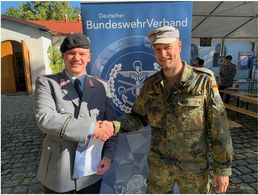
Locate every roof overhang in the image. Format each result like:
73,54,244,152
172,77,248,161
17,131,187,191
1,14,56,36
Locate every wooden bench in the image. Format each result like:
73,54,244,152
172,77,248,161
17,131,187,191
239,96,258,105
227,119,242,128
224,103,258,119
220,90,257,101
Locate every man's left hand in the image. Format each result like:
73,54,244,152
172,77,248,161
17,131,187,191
213,175,229,193
96,157,112,175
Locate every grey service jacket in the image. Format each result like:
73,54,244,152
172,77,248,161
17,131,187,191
33,71,117,192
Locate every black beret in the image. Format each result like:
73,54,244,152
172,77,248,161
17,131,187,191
60,33,90,53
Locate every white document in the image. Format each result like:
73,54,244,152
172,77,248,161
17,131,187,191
73,137,104,178
83,138,104,176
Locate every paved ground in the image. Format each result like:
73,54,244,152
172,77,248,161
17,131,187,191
1,94,257,194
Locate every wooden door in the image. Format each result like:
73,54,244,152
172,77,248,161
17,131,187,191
1,41,16,93
21,40,32,94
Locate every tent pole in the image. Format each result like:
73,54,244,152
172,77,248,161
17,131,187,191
220,38,225,56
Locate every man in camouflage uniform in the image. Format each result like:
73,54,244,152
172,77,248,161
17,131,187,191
219,55,237,103
97,26,233,193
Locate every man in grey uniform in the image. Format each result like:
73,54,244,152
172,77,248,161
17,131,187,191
34,33,117,193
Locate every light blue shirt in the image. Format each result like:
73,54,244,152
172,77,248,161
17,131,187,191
65,71,86,87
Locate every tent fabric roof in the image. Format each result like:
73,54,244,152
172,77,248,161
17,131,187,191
2,1,257,39
192,1,258,39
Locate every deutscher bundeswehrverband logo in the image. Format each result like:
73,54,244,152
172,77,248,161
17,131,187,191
91,36,160,116
109,61,160,114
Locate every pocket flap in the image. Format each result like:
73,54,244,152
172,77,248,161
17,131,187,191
178,97,204,107
42,138,61,153
89,108,100,116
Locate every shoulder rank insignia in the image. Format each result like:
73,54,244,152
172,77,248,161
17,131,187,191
59,78,69,88
88,78,94,88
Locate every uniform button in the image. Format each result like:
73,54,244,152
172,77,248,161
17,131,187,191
80,113,84,117
47,146,51,150
60,108,64,112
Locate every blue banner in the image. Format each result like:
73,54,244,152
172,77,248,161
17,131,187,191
81,2,192,193
81,1,192,116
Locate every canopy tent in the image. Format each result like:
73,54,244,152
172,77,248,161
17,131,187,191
192,1,258,40
80,0,257,39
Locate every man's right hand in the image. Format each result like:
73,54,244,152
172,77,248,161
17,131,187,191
93,120,114,141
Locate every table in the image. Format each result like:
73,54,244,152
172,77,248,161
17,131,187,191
233,80,257,92
219,89,258,105
219,89,258,119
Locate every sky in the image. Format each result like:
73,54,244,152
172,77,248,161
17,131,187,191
1,1,81,14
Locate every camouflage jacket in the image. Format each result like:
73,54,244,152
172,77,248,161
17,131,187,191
114,63,233,176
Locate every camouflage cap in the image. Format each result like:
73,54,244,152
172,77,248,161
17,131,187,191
147,26,180,46
60,33,90,53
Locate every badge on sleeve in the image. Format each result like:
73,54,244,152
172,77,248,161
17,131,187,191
213,95,222,103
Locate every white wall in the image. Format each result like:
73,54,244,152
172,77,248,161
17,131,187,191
224,40,253,79
191,38,255,80
1,19,53,91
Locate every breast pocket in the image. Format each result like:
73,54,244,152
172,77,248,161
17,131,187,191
89,108,105,121
178,96,205,131
146,97,165,129
56,103,74,114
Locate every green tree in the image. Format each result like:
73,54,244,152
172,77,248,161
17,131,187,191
5,1,80,20
48,45,65,74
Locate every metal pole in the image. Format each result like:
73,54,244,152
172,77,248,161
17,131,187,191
220,38,225,56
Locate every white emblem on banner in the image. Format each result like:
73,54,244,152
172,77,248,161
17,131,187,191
113,175,147,194
108,61,160,113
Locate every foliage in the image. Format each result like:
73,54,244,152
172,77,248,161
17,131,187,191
5,1,80,20
48,45,64,74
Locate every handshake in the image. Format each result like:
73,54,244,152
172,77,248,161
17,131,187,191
93,120,115,141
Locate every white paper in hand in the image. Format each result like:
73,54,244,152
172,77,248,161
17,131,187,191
73,137,104,178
